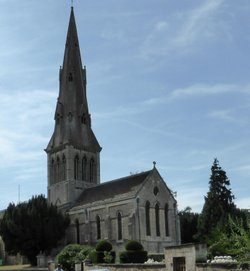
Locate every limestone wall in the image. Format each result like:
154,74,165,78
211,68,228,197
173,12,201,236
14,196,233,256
83,263,166,271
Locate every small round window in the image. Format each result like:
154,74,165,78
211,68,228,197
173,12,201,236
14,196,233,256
153,186,159,196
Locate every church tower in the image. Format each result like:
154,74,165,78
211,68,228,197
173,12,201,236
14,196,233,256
45,7,101,211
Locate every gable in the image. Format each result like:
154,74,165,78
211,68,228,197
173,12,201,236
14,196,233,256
136,168,177,208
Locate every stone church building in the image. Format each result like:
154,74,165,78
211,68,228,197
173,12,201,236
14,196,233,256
45,7,180,253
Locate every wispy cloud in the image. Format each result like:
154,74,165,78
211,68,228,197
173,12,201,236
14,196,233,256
172,0,224,49
139,0,225,59
0,90,55,168
94,83,250,120
208,109,237,123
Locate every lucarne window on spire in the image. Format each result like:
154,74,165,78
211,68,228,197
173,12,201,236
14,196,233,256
69,72,73,81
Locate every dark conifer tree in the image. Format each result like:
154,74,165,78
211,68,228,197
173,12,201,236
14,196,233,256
0,195,69,265
197,158,236,240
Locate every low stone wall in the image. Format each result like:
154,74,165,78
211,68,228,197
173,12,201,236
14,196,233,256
83,263,241,271
83,263,166,271
196,263,240,271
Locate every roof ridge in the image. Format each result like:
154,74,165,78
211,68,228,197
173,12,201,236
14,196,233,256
99,169,152,186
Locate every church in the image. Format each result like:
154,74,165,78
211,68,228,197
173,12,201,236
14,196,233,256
45,7,180,253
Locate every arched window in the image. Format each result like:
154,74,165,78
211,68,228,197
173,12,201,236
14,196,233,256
62,155,66,181
153,186,159,196
69,72,73,81
51,159,55,184
96,215,101,240
117,212,122,240
56,156,60,182
155,203,160,237
90,158,95,182
75,219,80,244
82,156,87,181
74,155,79,180
145,201,151,236
165,204,169,236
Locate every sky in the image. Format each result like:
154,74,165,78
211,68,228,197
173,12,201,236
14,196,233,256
0,0,250,213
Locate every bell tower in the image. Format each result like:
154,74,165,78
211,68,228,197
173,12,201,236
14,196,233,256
45,7,101,211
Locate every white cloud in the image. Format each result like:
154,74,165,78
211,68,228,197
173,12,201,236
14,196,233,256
0,90,55,168
172,0,224,48
139,0,225,59
94,83,250,122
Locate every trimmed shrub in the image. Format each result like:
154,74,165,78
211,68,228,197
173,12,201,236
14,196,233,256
119,240,148,263
120,250,148,263
95,240,113,252
125,240,143,251
89,250,116,264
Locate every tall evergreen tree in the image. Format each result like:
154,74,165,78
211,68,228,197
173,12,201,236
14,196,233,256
197,158,236,240
0,195,69,265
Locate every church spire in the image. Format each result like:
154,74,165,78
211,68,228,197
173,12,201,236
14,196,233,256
46,8,101,210
46,7,101,153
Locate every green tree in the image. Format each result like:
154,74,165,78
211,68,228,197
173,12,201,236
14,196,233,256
197,159,236,240
208,216,250,262
178,207,199,243
56,244,94,271
0,195,69,265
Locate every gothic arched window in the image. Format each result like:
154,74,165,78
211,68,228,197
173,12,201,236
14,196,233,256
96,215,101,240
51,159,55,184
90,158,95,182
155,203,160,237
69,72,73,81
145,201,151,236
117,212,122,240
62,155,66,181
165,204,169,236
56,156,60,182
82,156,87,181
74,155,79,180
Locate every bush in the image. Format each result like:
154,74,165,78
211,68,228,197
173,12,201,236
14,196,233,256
89,240,115,263
125,240,143,251
56,244,94,271
89,250,116,264
95,240,113,252
120,250,148,263
119,240,148,263
75,245,94,263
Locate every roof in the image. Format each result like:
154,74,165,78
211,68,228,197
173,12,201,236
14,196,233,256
73,170,153,207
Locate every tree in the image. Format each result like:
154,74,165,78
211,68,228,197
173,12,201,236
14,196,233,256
0,195,69,265
178,207,199,243
56,244,94,271
197,159,236,240
208,216,250,262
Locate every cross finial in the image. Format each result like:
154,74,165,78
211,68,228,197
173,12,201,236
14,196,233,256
71,0,73,7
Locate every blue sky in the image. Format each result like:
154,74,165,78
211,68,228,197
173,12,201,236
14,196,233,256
0,0,250,212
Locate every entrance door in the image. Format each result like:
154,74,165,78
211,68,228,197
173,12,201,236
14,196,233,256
173,257,186,271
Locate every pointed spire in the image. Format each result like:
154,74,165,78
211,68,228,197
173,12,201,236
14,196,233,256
46,8,101,153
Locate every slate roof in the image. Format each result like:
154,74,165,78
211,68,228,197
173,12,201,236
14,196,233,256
73,169,153,207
